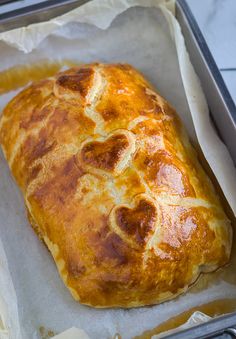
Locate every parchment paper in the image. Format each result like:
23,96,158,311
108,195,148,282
0,0,236,338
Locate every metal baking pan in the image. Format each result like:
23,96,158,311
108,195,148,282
0,0,236,338
177,0,236,166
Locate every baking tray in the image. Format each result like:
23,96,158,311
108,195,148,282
0,0,236,338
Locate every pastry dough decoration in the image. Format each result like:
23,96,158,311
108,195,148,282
109,194,159,249
80,130,136,175
0,63,232,308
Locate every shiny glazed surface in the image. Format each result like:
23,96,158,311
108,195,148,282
0,63,232,307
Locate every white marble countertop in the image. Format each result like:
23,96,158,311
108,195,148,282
0,0,235,104
187,0,236,105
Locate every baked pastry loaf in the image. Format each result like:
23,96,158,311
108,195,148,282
0,63,232,308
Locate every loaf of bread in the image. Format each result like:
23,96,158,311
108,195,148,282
0,63,232,307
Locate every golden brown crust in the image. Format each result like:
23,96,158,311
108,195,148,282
0,63,232,308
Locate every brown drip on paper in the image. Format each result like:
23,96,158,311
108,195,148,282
0,59,79,94
134,298,236,339
39,326,56,339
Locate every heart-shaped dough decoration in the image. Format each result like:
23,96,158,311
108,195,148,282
109,194,158,248
80,130,136,175
54,66,100,104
